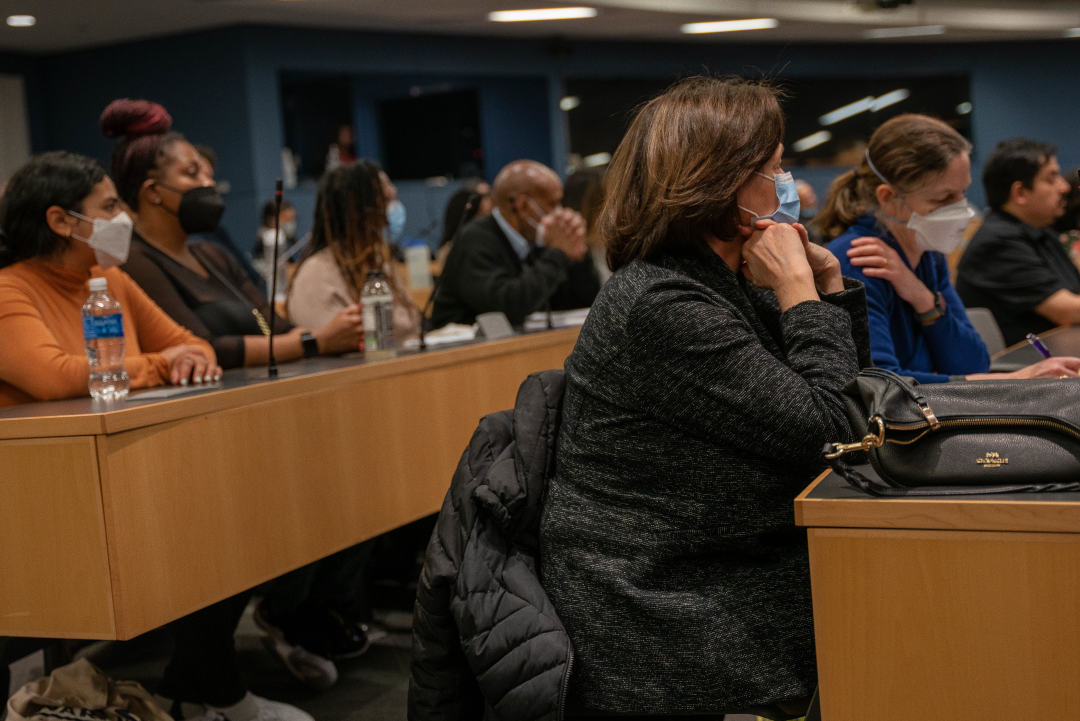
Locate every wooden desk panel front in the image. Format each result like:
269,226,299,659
799,471,1080,720
0,330,578,640
0,437,115,638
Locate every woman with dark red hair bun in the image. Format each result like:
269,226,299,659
105,99,363,369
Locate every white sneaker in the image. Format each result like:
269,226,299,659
254,603,339,690
152,695,226,721
210,693,315,721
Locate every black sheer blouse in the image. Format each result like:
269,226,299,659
123,234,292,369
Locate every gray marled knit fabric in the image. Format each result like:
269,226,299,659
539,248,870,715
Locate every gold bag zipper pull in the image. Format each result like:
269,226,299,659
917,399,941,430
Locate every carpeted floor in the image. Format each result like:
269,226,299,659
76,604,414,721
9,606,769,721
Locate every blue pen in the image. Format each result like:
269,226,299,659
1027,333,1053,359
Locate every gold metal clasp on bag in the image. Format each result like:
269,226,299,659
824,416,886,459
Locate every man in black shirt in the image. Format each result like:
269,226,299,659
432,160,587,327
956,138,1077,345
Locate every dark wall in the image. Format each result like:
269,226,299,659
0,51,45,152
9,25,1080,247
36,28,256,246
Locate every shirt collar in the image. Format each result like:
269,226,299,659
992,208,1054,243
492,208,531,260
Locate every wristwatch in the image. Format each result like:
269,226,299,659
915,292,946,326
300,332,320,358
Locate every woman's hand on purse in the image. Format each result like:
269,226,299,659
846,237,936,314
742,220,818,310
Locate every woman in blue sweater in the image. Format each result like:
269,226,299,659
820,114,1079,382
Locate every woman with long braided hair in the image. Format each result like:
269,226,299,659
288,161,421,341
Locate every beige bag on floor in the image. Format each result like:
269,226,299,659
6,658,172,721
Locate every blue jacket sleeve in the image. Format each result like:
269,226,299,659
919,259,991,375
859,272,951,384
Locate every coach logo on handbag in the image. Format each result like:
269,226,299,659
976,451,1008,468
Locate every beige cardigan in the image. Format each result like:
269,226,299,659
287,248,420,342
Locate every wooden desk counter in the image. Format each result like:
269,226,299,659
797,469,1080,720
991,323,1080,368
0,328,579,640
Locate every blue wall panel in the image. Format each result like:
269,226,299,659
35,29,257,247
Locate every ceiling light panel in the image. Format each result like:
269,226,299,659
793,131,831,153
864,25,946,39
819,97,874,126
869,88,909,111
488,7,597,22
6,15,36,27
680,18,778,34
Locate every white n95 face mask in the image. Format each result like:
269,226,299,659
68,210,134,270
906,199,977,254
865,149,977,255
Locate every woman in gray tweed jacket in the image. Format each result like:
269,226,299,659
540,77,871,719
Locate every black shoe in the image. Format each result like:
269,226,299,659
282,605,371,661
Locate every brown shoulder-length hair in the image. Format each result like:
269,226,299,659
815,114,972,241
601,76,785,271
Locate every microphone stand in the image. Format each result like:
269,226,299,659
267,178,283,378
419,192,481,351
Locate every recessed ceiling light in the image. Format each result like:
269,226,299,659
956,102,972,115
488,7,597,22
870,88,910,112
865,25,945,39
793,131,831,153
560,96,581,111
583,152,611,167
6,15,36,27
681,18,778,34
819,97,874,126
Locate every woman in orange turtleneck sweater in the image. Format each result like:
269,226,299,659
0,151,220,408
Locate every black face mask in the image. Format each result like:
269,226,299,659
158,184,226,235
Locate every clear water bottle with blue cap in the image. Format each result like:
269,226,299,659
82,277,129,400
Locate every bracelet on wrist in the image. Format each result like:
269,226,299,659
915,292,946,326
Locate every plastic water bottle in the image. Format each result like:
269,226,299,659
361,270,395,360
404,243,432,289
82,277,129,400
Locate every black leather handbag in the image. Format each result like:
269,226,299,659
823,368,1080,496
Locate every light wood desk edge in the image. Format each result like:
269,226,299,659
0,329,580,640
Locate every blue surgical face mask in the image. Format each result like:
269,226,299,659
386,200,406,243
739,171,801,225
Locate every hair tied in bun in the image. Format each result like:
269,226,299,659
100,99,172,139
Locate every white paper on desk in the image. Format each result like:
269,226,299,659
402,323,478,350
125,382,223,401
523,307,590,332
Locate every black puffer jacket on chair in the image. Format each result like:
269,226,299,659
408,370,573,721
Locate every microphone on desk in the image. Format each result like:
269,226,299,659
419,191,482,352
268,178,283,378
